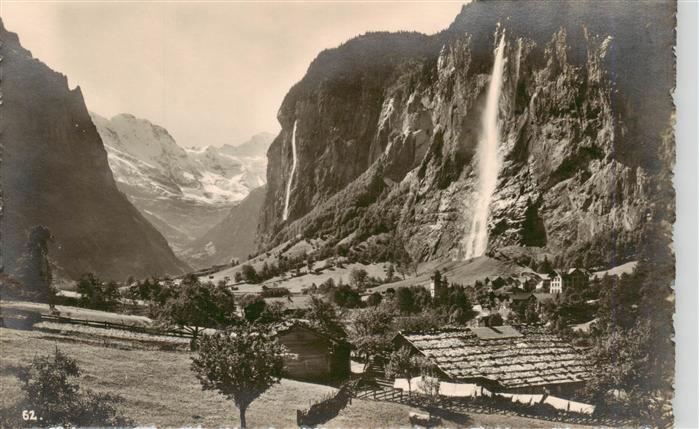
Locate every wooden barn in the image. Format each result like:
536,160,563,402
271,320,351,383
393,325,591,396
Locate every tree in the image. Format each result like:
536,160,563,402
367,291,383,306
524,301,540,324
586,223,674,427
350,306,395,371
259,262,271,280
332,284,361,308
258,301,285,324
191,326,285,428
446,286,476,324
12,347,127,427
306,296,346,339
385,264,395,283
537,256,554,275
240,264,259,283
349,268,369,288
395,311,442,332
384,347,424,396
76,273,120,311
238,294,268,323
318,277,336,294
156,275,237,350
395,287,416,313
417,362,442,420
13,225,54,302
395,243,417,278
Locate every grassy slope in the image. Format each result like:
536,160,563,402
0,328,334,427
1,328,591,428
591,260,638,279
1,300,151,326
204,260,388,295
371,255,533,292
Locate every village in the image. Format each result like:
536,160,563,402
1,247,639,427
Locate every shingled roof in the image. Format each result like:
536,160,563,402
395,326,592,390
269,319,350,346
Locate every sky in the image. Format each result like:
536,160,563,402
1,1,464,147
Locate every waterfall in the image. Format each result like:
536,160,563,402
464,34,506,259
282,120,298,221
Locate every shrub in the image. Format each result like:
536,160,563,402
76,273,121,311
4,348,128,427
260,286,291,298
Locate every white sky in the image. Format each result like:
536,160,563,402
1,1,463,147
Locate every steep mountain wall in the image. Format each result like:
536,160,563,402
258,1,674,268
0,20,189,281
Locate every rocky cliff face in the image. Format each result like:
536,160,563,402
0,20,189,281
91,113,271,255
258,1,674,268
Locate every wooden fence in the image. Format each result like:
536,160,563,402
296,382,355,427
349,379,635,428
39,314,193,339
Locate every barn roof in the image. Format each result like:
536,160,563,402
396,326,592,390
270,319,350,346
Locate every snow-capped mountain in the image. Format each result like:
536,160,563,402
90,112,272,260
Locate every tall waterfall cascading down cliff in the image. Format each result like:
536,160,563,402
259,2,674,268
282,120,298,221
463,33,507,260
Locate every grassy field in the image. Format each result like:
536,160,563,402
371,255,533,293
1,327,592,428
206,260,389,295
1,300,151,326
0,328,334,427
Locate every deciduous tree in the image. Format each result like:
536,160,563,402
156,274,237,350
306,296,346,339
191,326,285,428
384,347,424,396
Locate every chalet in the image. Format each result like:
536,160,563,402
550,271,565,294
550,268,591,294
566,268,591,289
393,325,591,396
510,292,555,314
271,320,351,383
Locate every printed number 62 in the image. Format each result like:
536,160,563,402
22,410,37,421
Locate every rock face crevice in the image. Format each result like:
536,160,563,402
258,1,675,267
1,20,189,281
